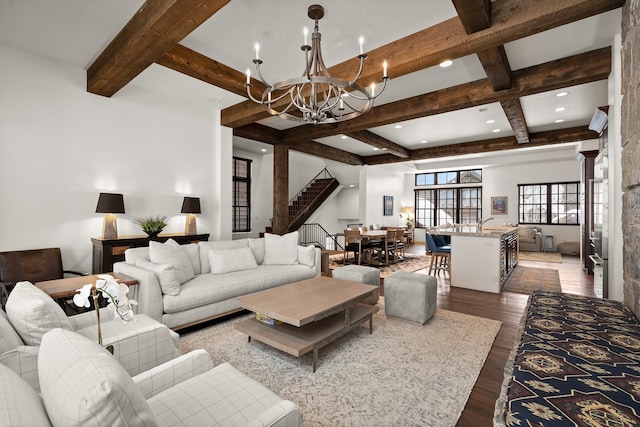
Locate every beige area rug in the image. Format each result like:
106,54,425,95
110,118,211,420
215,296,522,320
502,266,561,295
179,308,501,427
329,252,431,278
518,251,563,263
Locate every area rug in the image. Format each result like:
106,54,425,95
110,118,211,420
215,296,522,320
179,309,501,427
329,252,431,278
518,251,563,263
502,266,561,295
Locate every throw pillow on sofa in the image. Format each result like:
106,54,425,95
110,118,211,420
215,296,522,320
263,231,299,265
248,238,265,264
149,240,195,285
0,363,51,426
135,259,181,296
208,247,258,274
0,308,23,353
164,239,201,275
5,281,72,346
298,245,315,267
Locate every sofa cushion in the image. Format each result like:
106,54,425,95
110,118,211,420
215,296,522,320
162,264,316,314
298,245,315,268
0,362,51,427
248,238,265,264
208,247,258,275
165,239,201,275
263,232,299,265
0,308,23,353
38,328,155,427
136,259,181,296
198,240,249,274
518,227,536,240
149,240,195,285
5,282,72,346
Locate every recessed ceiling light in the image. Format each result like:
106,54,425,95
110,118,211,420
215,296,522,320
420,140,428,144
260,148,267,152
341,135,348,139
382,148,387,150
394,125,402,129
555,91,569,97
349,184,355,188
440,60,453,68
492,129,501,133
486,119,495,124
555,107,566,112
373,148,379,151
555,119,565,123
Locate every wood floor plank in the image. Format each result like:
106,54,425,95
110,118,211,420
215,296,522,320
398,245,593,426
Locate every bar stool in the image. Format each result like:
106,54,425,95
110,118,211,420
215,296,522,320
543,235,556,252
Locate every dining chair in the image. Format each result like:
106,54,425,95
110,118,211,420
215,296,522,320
343,228,372,265
370,229,397,266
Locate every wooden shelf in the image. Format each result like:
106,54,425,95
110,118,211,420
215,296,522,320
235,304,378,357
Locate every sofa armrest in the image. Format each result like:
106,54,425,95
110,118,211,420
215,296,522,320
67,307,111,330
113,261,164,323
133,349,214,399
247,400,303,427
0,345,40,391
313,247,321,277
75,314,181,377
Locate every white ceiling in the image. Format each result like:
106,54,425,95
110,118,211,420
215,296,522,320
0,1,622,163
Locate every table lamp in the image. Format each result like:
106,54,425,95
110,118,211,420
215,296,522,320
181,196,201,235
95,192,125,239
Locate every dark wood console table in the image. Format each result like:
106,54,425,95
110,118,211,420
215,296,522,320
91,233,209,274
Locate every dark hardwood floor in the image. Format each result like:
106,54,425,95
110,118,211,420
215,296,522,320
400,243,595,427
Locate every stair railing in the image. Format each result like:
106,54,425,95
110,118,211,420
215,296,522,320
288,167,334,208
298,223,343,250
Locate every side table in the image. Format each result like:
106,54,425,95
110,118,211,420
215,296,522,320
35,272,138,301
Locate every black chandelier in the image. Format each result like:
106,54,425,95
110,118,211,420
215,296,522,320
245,4,389,125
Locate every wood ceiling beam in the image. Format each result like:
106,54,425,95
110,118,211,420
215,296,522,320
344,131,410,158
233,123,281,145
87,0,231,97
453,0,530,144
157,44,267,98
289,143,365,166
281,47,611,144
221,0,623,128
363,126,597,165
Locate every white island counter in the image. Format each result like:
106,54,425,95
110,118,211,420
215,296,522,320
430,226,518,293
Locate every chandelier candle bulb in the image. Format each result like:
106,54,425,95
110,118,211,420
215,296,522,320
303,27,308,46
246,69,250,84
359,36,364,54
254,43,260,60
383,61,388,78
371,83,375,97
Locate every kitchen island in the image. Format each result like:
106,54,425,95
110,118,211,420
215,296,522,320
429,225,518,293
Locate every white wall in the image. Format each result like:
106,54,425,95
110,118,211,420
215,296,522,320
0,43,226,272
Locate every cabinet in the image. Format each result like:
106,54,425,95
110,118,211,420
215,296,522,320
91,233,209,273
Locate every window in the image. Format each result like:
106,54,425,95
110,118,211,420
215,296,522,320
232,157,251,232
415,187,482,227
518,182,579,225
416,169,481,186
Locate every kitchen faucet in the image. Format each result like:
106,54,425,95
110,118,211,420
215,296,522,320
477,217,494,231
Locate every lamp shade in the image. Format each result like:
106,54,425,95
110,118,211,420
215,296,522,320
181,197,201,214
401,206,414,215
95,193,125,214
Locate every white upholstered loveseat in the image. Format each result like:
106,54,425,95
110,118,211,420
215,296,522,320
114,233,321,329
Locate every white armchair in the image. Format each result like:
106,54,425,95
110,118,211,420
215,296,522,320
1,281,180,390
0,328,303,427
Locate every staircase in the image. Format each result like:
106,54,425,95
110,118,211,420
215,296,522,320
288,168,339,231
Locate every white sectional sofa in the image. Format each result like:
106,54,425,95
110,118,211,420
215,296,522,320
114,233,321,329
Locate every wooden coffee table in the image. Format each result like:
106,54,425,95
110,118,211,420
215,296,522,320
235,276,379,372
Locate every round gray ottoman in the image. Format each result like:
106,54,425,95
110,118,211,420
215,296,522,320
384,271,437,324
331,265,380,305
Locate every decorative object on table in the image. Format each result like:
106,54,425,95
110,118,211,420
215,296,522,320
73,274,137,353
400,206,415,228
95,192,125,239
134,215,168,237
180,196,201,235
383,195,393,216
491,196,508,215
245,4,389,125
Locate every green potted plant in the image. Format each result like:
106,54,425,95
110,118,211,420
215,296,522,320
134,215,168,237
406,217,415,229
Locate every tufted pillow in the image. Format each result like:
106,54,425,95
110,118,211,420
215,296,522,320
298,245,315,268
149,240,195,285
136,259,180,296
248,238,265,264
0,363,51,426
0,308,23,353
208,247,258,275
5,282,72,346
39,328,154,427
263,232,299,265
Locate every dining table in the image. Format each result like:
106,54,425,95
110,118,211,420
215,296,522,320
361,230,392,266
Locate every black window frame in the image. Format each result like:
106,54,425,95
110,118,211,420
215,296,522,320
232,157,252,232
518,181,580,225
414,186,483,228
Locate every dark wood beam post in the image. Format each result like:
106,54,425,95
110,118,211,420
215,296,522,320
272,144,289,235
